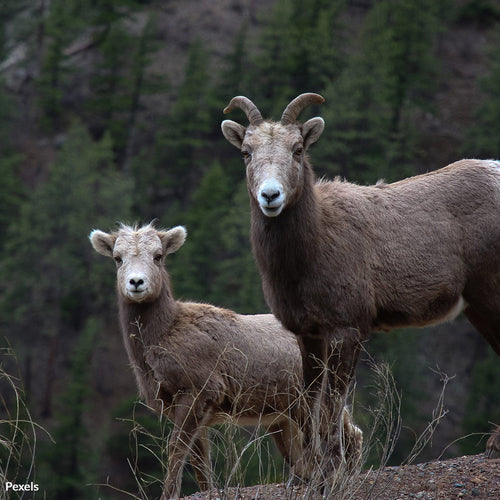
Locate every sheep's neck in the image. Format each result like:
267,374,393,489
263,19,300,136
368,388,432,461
251,162,320,274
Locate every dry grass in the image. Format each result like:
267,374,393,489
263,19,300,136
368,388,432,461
98,352,451,500
0,346,50,500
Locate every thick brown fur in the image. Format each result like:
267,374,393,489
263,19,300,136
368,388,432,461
222,94,500,471
90,223,362,499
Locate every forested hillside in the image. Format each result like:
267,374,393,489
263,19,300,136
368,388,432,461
1,0,500,498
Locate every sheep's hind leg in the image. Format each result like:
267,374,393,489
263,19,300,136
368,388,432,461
464,303,500,458
486,416,500,458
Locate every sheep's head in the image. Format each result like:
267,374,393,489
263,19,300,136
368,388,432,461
90,223,186,303
221,93,325,217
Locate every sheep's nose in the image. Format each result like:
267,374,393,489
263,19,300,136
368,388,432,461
129,277,144,289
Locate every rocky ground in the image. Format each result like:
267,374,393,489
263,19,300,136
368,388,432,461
182,454,499,500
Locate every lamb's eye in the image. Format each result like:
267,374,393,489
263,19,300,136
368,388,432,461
241,150,251,159
114,256,123,266
294,147,303,157
154,254,163,263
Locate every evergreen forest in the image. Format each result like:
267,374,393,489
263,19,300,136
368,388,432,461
1,0,500,498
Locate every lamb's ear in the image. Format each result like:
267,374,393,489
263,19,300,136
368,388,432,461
90,230,116,257
159,226,187,255
221,120,247,149
302,117,325,149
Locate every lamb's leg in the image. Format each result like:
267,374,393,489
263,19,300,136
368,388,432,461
161,394,212,500
189,426,212,492
268,419,305,479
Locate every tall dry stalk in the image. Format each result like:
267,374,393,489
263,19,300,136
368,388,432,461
0,346,49,500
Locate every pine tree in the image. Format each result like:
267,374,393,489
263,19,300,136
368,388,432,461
316,0,446,183
0,121,132,417
250,0,345,116
39,318,100,500
172,161,233,304
463,26,500,157
86,14,166,169
141,39,215,214
37,0,81,130
212,181,266,314
0,78,23,249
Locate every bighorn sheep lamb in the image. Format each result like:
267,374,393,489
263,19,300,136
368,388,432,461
221,93,500,464
90,222,362,499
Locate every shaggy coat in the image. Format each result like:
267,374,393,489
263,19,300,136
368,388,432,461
90,223,363,499
221,93,500,461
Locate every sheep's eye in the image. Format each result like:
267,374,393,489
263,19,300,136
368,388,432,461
154,254,163,263
294,147,304,157
114,256,123,266
241,150,251,159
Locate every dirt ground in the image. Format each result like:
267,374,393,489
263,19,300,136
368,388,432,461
182,454,500,500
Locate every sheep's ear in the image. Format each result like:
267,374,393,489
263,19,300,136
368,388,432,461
159,226,187,255
221,120,247,149
90,230,116,257
302,117,325,149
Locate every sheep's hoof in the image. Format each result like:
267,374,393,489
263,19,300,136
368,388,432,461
485,426,500,458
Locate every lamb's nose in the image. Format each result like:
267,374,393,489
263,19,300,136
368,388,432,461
261,186,281,204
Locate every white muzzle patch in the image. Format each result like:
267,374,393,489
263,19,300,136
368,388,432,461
125,272,149,301
258,179,285,217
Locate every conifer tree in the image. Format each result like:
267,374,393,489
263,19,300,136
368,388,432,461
40,318,100,500
142,39,215,213
86,14,165,169
317,0,445,183
250,0,345,116
37,0,81,130
0,78,23,249
172,161,233,304
0,121,132,417
463,27,500,156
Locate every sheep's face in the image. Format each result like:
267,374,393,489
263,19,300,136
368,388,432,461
222,119,324,217
90,224,186,303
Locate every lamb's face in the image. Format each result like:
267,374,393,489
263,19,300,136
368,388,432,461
90,224,186,303
113,228,167,302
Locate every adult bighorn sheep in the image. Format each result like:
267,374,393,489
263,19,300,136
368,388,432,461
221,93,500,465
90,222,362,499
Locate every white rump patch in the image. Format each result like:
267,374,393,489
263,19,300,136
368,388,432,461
426,295,466,327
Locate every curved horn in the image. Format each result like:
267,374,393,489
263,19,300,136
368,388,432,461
223,96,264,126
281,93,325,125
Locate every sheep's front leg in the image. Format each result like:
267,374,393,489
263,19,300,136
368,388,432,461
161,394,213,500
323,328,363,468
298,329,363,488
296,335,329,477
